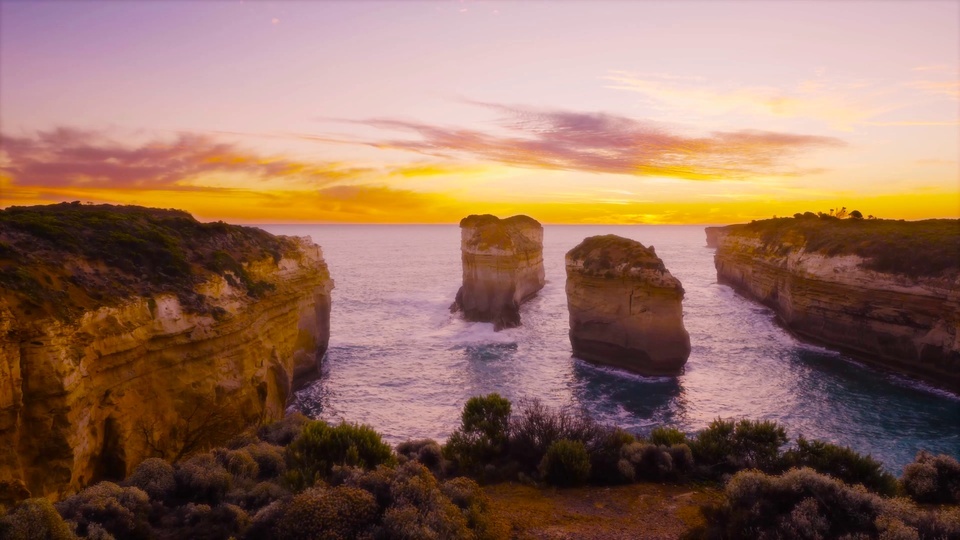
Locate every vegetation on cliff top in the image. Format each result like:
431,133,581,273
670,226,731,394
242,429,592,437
0,202,306,319
566,234,669,278
460,214,542,252
721,215,959,279
1,394,958,539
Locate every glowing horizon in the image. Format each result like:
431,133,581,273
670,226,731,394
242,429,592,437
1,1,958,224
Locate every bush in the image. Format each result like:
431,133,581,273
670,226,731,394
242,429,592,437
691,468,960,540
227,481,290,511
444,394,512,475
276,486,377,540
690,418,787,476
174,453,233,504
902,451,960,504
648,426,688,447
506,399,607,474
164,502,250,540
397,439,446,474
619,442,693,482
781,436,898,495
286,421,395,491
125,458,176,501
381,462,471,539
587,427,636,485
243,442,286,480
245,500,288,540
440,477,510,540
538,439,591,487
0,498,75,540
55,482,151,540
213,448,260,480
257,413,309,446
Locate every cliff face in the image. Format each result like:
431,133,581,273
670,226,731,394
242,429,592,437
708,219,959,392
451,214,545,330
565,235,690,376
0,204,333,500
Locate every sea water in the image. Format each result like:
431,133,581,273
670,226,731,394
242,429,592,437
262,224,959,473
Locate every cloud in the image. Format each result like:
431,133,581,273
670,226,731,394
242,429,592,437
905,80,960,99
0,127,482,192
354,103,844,180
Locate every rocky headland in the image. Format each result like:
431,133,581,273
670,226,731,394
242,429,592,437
451,214,545,330
0,203,333,500
565,235,691,375
707,216,959,392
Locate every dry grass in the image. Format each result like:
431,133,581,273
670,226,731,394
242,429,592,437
483,481,721,539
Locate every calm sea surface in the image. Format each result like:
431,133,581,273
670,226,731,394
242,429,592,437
262,224,959,473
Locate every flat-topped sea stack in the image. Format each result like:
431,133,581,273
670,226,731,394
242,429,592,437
565,235,691,375
0,203,333,500
708,216,959,392
452,214,545,330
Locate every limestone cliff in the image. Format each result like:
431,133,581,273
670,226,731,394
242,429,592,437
451,214,545,330
565,235,690,376
0,203,333,500
708,217,959,392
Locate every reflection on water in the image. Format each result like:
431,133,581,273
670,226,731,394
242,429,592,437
266,224,960,473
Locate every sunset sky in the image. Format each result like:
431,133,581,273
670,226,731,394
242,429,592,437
1,1,958,224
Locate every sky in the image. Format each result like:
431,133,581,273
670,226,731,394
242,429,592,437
1,0,958,224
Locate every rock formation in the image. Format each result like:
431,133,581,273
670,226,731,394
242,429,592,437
0,203,333,500
708,218,959,392
451,214,545,330
565,235,690,375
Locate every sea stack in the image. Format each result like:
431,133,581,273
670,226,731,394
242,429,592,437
565,235,690,375
451,214,545,330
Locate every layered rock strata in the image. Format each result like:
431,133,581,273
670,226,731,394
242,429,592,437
451,214,545,330
0,204,333,500
565,235,690,375
708,220,959,392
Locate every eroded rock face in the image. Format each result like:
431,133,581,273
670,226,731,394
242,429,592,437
0,207,332,500
565,235,690,375
451,214,545,330
709,223,960,392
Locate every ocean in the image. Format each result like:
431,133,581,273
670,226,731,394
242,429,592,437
262,224,959,473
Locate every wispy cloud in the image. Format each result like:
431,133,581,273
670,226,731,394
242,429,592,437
349,103,844,180
602,71,897,129
905,80,960,99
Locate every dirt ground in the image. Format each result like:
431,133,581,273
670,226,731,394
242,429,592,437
483,481,722,540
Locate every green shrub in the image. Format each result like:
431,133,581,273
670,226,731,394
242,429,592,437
125,457,176,501
0,498,75,540
690,468,960,540
444,394,511,475
285,421,395,491
165,502,250,540
381,462,471,538
902,451,960,504
227,481,290,511
648,426,688,447
276,486,377,540
55,482,151,540
174,453,233,504
245,500,288,540
538,439,591,487
781,436,898,496
690,418,787,476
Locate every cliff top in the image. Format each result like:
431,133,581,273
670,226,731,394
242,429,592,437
0,202,311,320
566,235,679,283
715,216,959,279
460,214,543,252
459,214,541,229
